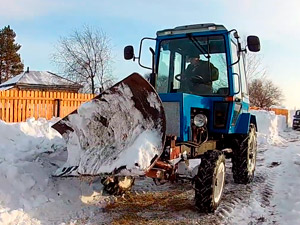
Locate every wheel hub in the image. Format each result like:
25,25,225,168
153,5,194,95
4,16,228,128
247,129,257,173
213,162,225,203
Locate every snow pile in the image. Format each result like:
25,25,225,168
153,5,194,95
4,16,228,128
0,118,68,224
0,117,64,164
250,109,287,146
289,109,296,127
0,107,295,224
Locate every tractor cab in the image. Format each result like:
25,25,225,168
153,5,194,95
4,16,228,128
125,24,260,141
155,24,229,97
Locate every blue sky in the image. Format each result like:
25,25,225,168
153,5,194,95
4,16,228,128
1,0,299,109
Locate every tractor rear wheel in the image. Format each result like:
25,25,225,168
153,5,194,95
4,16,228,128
231,124,257,184
101,176,135,195
194,150,226,213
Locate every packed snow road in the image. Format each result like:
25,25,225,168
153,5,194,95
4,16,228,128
0,111,300,225
87,129,299,225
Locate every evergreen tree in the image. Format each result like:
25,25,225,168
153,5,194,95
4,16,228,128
0,25,24,84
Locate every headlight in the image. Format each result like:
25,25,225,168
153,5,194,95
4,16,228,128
193,114,207,127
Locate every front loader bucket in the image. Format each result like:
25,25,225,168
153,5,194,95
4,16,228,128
52,73,166,177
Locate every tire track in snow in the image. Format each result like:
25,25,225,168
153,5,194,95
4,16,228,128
102,162,259,225
94,140,286,224
218,145,280,224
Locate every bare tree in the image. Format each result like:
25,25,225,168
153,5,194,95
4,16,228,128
52,25,115,94
249,78,284,108
242,36,267,82
245,52,267,82
241,38,284,108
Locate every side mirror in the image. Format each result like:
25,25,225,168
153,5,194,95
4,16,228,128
124,45,135,60
247,36,260,52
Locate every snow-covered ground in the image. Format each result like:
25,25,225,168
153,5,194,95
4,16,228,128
0,110,299,224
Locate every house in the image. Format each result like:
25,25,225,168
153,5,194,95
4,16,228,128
0,69,93,123
0,68,82,92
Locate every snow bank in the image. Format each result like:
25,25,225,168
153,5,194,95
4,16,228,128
0,117,64,164
289,109,296,127
0,118,110,224
0,109,292,224
250,109,287,146
0,118,69,224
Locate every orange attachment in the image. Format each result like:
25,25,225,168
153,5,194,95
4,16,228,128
146,160,175,181
170,146,181,159
145,168,165,179
154,160,173,170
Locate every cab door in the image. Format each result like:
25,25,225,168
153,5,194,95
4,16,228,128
230,39,243,130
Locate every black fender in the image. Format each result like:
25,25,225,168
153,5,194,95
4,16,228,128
234,113,257,134
250,114,258,132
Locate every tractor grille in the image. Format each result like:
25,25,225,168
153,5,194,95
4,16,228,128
162,102,180,137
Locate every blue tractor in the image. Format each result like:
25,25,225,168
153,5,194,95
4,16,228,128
123,23,260,212
52,23,261,213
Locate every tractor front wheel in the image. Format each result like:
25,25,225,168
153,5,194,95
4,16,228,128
194,150,226,213
231,124,257,184
101,176,135,195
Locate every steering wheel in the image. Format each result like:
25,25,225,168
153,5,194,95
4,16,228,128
191,75,205,84
175,74,205,83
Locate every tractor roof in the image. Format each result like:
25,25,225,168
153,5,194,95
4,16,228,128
156,23,227,37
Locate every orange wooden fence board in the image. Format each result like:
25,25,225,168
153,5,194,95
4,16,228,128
250,107,289,123
0,90,95,123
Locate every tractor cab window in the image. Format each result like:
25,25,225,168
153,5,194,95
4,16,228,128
230,41,241,96
240,53,248,95
157,50,170,93
157,35,229,96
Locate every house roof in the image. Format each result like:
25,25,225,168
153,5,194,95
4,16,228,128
0,71,82,91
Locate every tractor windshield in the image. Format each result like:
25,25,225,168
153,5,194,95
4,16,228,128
157,35,229,96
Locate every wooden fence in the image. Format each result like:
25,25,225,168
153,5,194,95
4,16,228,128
0,90,95,123
1,90,290,124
